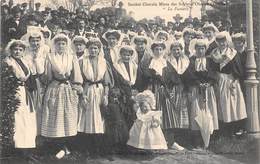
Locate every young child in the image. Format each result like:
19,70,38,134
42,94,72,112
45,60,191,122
127,90,167,150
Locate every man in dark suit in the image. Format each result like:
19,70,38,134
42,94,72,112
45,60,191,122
39,10,50,27
172,14,184,31
74,18,92,37
21,2,29,15
35,3,41,13
166,21,175,35
115,1,127,19
45,10,67,32
2,6,23,45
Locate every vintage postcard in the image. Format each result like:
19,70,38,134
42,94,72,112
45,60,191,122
0,0,259,164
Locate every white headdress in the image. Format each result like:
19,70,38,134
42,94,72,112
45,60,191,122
182,27,195,36
167,40,190,74
72,35,89,45
231,32,247,49
154,30,170,41
189,38,209,56
135,90,156,109
169,40,185,53
50,33,72,53
113,45,138,85
5,39,28,57
132,35,149,44
202,23,219,33
195,30,205,39
231,32,246,42
71,35,89,56
85,37,105,58
21,26,45,46
48,34,75,78
215,31,233,47
118,45,137,61
131,35,152,51
86,37,103,48
102,30,122,43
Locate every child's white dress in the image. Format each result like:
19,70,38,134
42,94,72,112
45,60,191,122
127,110,167,150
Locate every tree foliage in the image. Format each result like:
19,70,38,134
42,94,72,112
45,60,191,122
48,0,118,11
0,59,21,156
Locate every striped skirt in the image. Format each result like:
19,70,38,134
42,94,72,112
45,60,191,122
31,78,45,135
157,85,189,129
41,80,79,138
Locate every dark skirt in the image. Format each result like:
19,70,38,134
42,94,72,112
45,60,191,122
148,82,189,129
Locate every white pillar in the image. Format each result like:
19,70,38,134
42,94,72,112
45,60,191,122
257,0,260,125
245,0,260,133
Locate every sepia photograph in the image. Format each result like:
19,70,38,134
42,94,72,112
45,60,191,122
0,0,259,163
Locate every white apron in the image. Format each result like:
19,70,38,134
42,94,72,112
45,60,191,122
78,54,107,133
6,57,37,148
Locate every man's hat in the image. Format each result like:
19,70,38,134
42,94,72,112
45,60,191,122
51,10,58,16
167,21,174,26
11,6,22,14
45,7,51,11
173,14,183,20
184,17,193,24
35,3,41,7
21,3,28,7
118,1,124,6
136,22,149,32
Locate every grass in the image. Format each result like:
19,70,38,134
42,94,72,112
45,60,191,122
0,134,259,164
208,134,259,154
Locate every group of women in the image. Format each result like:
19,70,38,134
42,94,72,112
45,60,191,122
4,22,248,160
